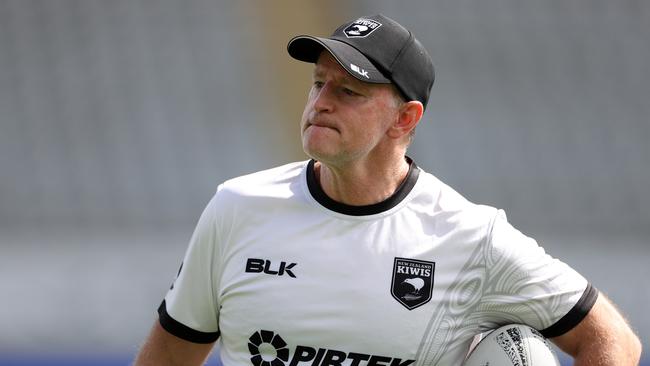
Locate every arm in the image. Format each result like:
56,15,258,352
133,320,215,366
134,192,223,365
551,293,642,365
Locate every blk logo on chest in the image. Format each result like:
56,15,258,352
246,258,297,278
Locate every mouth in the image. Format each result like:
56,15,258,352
307,119,339,133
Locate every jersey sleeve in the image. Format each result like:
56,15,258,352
479,210,598,338
157,189,224,343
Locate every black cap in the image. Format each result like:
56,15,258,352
287,14,435,108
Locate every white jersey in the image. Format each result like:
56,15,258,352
159,159,597,366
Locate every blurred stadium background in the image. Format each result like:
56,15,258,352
0,0,647,365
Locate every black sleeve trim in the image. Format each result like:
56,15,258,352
540,283,599,338
157,300,220,344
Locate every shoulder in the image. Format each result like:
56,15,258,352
205,160,309,217
414,168,499,231
216,160,308,198
195,161,309,236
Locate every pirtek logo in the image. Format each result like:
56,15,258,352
290,346,415,366
248,330,415,366
246,258,297,278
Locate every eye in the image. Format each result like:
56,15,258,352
343,87,360,96
313,81,324,89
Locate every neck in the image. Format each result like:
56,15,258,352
314,153,411,206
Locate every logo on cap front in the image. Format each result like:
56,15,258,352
343,18,382,38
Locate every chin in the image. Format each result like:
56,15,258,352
302,146,327,162
302,144,338,164
302,136,332,160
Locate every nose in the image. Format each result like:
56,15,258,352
312,82,334,113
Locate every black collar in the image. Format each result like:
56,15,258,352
306,157,420,216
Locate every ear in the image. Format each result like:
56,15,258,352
387,101,424,139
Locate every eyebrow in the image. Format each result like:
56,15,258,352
312,66,330,79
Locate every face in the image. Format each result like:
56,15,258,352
300,52,402,166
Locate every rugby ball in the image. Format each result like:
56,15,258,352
463,324,561,366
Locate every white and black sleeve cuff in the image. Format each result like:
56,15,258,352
157,300,220,344
539,283,599,338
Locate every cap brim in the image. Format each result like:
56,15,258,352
287,36,391,84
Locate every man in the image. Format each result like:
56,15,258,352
134,14,641,366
